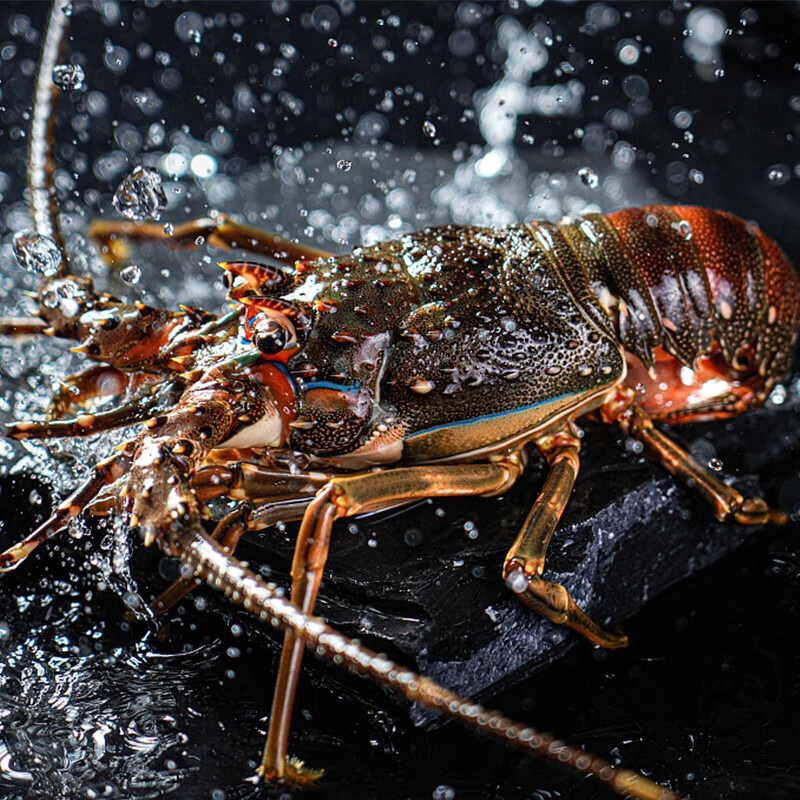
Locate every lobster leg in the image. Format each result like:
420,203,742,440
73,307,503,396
619,403,786,525
88,215,332,268
0,317,49,336
503,426,629,649
48,365,132,419
0,453,129,570
7,379,183,440
262,486,335,786
260,459,523,785
192,461,330,503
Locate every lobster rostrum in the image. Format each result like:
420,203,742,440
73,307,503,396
1,5,799,800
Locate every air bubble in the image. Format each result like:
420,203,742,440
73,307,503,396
52,63,85,90
113,166,167,221
708,458,723,472
577,167,599,188
423,120,437,138
119,265,142,285
13,230,62,277
336,159,352,172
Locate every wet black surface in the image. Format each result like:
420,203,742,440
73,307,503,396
0,3,799,800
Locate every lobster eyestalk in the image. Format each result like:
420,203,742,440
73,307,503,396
171,525,683,800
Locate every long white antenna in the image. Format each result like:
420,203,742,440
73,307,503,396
28,2,70,268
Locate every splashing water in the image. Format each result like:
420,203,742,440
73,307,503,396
112,167,168,222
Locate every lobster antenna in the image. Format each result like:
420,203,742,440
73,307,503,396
28,1,70,273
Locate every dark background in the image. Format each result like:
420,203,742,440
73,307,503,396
0,3,799,800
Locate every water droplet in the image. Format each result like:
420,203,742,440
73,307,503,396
13,230,62,276
404,527,422,547
163,222,175,236
52,63,85,90
673,220,693,240
672,109,694,130
336,159,352,172
577,166,599,188
766,165,790,186
616,38,641,65
769,384,787,405
28,489,42,505
119,265,142,285
113,166,167,221
174,10,205,44
708,458,723,472
423,120,437,138
635,382,647,394
505,568,529,594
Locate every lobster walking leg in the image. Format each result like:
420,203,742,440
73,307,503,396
503,426,628,649
88,215,332,268
262,486,335,785
611,400,786,525
0,453,128,570
259,459,523,784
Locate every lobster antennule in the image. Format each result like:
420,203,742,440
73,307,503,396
172,525,683,800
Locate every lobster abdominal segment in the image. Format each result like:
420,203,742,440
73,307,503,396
546,205,800,420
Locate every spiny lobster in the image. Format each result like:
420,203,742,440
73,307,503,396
1,4,799,800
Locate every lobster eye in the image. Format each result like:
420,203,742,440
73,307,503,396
250,312,297,355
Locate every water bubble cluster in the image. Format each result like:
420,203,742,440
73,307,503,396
112,166,167,221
